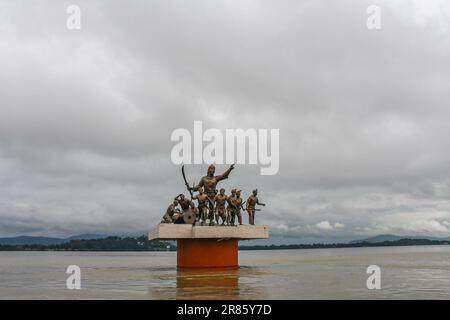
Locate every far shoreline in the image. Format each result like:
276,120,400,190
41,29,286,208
1,237,449,252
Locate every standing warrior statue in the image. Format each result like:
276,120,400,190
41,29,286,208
246,189,265,225
192,188,209,225
227,189,237,226
214,188,228,225
234,190,244,225
190,164,235,226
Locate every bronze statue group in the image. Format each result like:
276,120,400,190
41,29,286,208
161,164,265,226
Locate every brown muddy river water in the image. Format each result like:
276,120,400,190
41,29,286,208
1,246,450,299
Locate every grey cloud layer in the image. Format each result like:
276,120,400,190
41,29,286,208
1,0,450,238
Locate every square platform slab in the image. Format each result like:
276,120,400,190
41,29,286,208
149,224,269,240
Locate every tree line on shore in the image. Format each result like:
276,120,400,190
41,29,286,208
239,238,450,250
0,236,175,251
0,236,448,251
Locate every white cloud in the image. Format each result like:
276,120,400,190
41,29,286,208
405,219,449,233
334,222,345,229
315,221,345,231
315,221,334,230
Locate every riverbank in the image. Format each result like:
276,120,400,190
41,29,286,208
0,236,449,251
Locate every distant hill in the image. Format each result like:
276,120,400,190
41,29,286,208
0,234,106,245
240,238,450,250
67,234,107,241
350,234,450,244
242,235,356,246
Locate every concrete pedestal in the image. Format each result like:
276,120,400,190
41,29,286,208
149,224,269,269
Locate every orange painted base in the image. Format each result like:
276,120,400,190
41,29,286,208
177,239,238,269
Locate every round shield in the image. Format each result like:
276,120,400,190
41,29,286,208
183,209,196,224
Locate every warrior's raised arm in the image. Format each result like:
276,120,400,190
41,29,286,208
191,164,234,192
216,164,235,182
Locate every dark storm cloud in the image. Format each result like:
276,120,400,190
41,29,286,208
1,0,450,238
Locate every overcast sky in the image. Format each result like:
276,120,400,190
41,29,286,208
1,0,450,240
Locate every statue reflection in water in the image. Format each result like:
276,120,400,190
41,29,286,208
176,268,240,299
147,266,267,299
176,266,268,299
